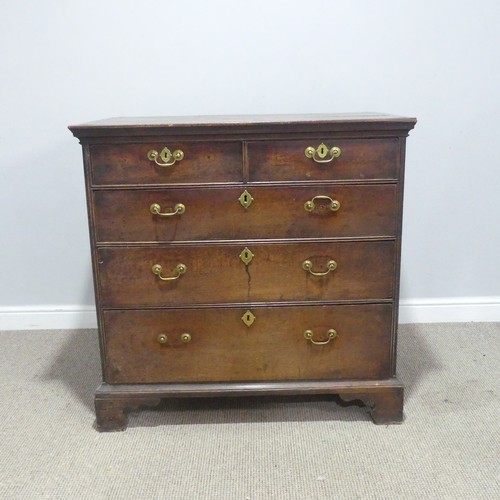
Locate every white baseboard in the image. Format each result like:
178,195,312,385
398,296,500,324
0,297,499,331
0,306,98,331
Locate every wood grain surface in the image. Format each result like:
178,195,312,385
93,184,397,242
248,138,399,181
102,304,393,383
97,241,395,307
90,141,242,185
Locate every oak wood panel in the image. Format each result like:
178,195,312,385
103,304,392,383
97,241,395,307
90,141,242,185
248,138,399,181
93,184,397,242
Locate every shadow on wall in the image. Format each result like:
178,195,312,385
42,323,440,427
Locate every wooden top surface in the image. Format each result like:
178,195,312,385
69,113,417,139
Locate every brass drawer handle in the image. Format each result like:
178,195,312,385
304,329,337,345
304,195,340,213
157,333,191,344
150,203,186,217
147,147,184,167
152,263,186,281
305,143,341,163
302,259,337,276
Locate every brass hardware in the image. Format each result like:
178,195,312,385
181,333,192,343
304,195,340,213
150,203,186,217
302,259,337,276
239,247,254,265
304,329,337,345
241,310,256,327
238,190,254,209
157,333,191,344
147,147,184,167
151,263,187,281
304,143,341,163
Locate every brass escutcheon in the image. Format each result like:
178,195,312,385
304,143,341,164
241,310,256,327
239,247,254,265
238,190,254,209
147,147,184,167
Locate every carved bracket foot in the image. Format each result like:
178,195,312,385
95,397,162,431
339,386,404,425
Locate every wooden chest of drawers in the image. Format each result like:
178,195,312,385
70,113,416,431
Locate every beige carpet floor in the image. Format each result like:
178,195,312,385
0,323,498,499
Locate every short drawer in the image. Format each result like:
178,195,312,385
102,304,393,383
90,141,242,185
248,138,399,182
97,241,395,307
93,184,398,242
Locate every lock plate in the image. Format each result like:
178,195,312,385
239,247,254,265
238,190,253,208
241,310,256,327
316,143,329,159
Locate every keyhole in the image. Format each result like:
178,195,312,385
246,314,251,321
243,194,248,203
240,247,253,264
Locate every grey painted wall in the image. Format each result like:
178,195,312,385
1,0,499,310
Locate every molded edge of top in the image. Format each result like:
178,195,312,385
69,112,417,139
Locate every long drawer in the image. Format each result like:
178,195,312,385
102,304,393,383
93,184,397,242
97,241,395,307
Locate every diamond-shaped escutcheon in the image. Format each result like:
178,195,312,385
238,190,253,208
241,310,256,327
239,247,254,265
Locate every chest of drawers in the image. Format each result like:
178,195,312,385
70,113,416,431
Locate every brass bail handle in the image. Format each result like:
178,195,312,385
147,146,184,167
302,259,337,276
304,329,338,345
152,263,187,281
150,203,186,217
157,333,192,344
304,195,340,213
304,143,341,164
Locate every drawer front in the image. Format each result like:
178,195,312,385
93,184,397,242
103,304,393,383
98,241,395,307
248,138,399,182
90,141,243,185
